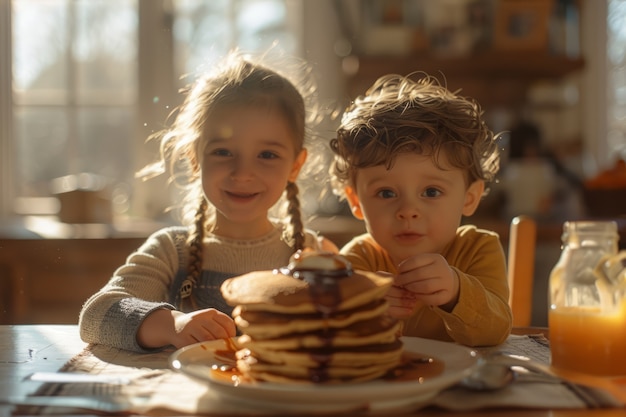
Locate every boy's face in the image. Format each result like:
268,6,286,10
345,152,484,266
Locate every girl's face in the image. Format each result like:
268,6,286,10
201,106,306,239
345,152,484,266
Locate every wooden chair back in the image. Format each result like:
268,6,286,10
507,215,537,327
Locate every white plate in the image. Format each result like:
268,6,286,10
169,336,479,413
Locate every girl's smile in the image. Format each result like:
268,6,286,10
201,106,306,239
223,190,260,202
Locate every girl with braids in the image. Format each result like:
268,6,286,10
79,51,337,352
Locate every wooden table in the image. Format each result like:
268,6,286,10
1,324,624,416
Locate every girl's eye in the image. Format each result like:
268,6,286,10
259,150,279,159
376,189,396,199
209,148,231,157
423,187,442,198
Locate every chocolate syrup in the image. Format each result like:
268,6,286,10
276,252,355,382
384,352,444,382
278,252,353,316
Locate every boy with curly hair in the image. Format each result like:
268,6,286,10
330,73,512,347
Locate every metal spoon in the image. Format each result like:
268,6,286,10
461,353,608,407
461,359,516,391
462,352,568,391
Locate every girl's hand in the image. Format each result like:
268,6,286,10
393,254,460,312
138,308,236,349
171,309,237,348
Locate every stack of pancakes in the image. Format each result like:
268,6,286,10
220,251,403,384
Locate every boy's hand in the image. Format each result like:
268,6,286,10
385,284,418,318
386,254,460,317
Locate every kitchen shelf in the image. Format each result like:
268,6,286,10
351,52,584,79
346,52,585,107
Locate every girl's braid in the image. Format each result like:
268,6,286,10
179,196,207,310
286,181,305,252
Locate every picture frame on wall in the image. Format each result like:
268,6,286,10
493,0,553,51
360,0,417,55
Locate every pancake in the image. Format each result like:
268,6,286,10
235,340,403,383
238,357,397,384
220,251,403,384
220,255,392,314
240,339,404,368
232,299,390,338
237,314,401,349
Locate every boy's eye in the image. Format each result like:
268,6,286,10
259,150,279,159
376,189,397,199
423,187,442,198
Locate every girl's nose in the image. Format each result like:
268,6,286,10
230,158,253,181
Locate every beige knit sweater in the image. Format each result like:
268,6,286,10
78,225,321,352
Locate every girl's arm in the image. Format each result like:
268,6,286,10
78,227,183,352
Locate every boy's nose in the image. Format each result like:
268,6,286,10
396,203,419,220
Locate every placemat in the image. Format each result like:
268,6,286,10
14,334,624,415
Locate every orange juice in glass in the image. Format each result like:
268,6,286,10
547,221,624,376
549,303,626,376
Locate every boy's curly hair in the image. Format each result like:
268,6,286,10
330,73,500,200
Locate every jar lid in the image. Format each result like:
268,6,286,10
562,220,619,242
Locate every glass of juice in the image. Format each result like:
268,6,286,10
549,304,626,376
548,221,625,376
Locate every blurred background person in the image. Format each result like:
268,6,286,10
497,121,584,223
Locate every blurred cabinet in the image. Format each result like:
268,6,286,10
344,0,585,108
0,238,145,324
346,52,585,108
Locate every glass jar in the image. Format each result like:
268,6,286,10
548,220,626,376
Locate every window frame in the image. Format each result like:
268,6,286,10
1,0,14,218
0,0,303,223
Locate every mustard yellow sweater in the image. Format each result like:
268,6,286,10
340,225,512,347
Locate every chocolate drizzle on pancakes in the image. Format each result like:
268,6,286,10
220,251,403,384
280,252,353,316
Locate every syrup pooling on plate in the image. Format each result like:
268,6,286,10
385,352,445,382
212,337,239,364
210,338,247,386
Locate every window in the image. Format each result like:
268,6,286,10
11,0,137,215
608,0,626,161
1,0,296,226
173,0,297,82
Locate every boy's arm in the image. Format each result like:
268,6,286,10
341,228,512,347
432,229,512,346
339,234,396,273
